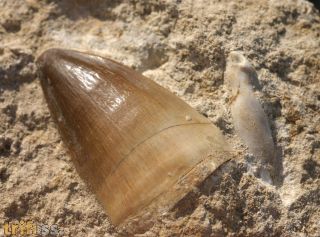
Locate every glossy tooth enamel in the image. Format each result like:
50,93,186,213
37,48,230,226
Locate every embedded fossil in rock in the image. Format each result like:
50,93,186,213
36,48,231,230
225,51,276,183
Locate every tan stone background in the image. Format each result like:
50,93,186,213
0,0,319,236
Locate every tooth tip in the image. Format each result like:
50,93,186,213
37,48,68,66
37,48,55,68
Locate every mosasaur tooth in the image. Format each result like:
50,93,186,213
37,48,230,228
225,51,275,182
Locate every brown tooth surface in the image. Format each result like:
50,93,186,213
37,48,230,227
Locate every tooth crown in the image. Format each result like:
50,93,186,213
37,48,230,226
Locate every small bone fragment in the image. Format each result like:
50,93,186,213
225,51,275,183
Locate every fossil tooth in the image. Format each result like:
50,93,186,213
225,51,275,182
37,48,230,227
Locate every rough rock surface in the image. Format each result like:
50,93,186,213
0,0,319,236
